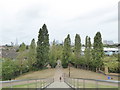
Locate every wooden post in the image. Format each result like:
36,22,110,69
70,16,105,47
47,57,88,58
69,64,70,77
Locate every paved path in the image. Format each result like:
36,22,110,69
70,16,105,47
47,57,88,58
47,81,70,88
47,60,70,88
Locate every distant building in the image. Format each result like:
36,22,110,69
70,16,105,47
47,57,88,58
81,47,85,55
15,38,18,46
1,46,18,59
103,40,114,45
104,47,118,56
0,46,2,58
81,47,118,56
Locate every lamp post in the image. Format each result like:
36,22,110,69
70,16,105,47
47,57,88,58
68,61,70,77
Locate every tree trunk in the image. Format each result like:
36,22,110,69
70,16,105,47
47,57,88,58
96,68,98,72
104,66,108,75
99,68,101,71
20,69,22,75
87,65,89,70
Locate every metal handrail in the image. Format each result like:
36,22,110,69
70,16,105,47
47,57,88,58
66,77,120,83
1,78,54,88
64,76,120,88
0,78,53,83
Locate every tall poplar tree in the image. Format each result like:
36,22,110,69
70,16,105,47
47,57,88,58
17,43,26,74
36,24,49,69
62,34,71,68
28,39,36,71
49,40,57,68
93,32,104,71
74,34,81,66
84,36,92,70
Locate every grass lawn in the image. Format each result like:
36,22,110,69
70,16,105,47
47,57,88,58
4,82,46,88
1,68,55,89
68,80,118,88
78,82,118,88
64,67,119,88
15,68,55,80
63,67,118,80
0,61,1,90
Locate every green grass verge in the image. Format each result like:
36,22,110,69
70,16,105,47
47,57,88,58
0,60,2,81
4,82,46,88
83,83,118,88
68,81,118,88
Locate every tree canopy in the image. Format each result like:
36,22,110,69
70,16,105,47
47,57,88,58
92,32,104,70
36,24,49,69
62,34,71,68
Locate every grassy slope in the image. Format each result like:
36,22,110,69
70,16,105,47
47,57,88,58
63,67,118,80
5,82,45,88
15,67,118,80
15,68,55,80
0,61,1,81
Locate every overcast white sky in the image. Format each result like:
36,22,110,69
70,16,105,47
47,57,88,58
0,0,119,45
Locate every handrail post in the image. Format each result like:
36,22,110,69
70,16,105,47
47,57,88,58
27,79,29,89
41,80,43,88
10,80,12,89
44,80,46,87
43,79,44,88
74,79,75,88
96,80,98,89
36,79,37,88
83,79,85,89
71,78,72,87
40,79,42,88
77,79,78,89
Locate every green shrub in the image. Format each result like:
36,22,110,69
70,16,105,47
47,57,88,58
2,59,19,80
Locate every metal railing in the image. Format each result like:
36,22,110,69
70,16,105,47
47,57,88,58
0,78,54,89
64,77,120,89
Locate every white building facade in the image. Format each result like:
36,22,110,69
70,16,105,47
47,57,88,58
81,47,119,56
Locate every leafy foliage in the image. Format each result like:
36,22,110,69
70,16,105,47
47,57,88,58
2,59,19,80
2,25,119,80
19,43,26,52
28,39,36,71
0,60,2,80
36,24,49,69
17,43,28,75
62,34,71,68
84,36,92,69
49,40,63,68
103,56,120,73
74,34,81,66
92,32,104,70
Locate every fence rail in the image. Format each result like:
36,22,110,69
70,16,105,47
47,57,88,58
0,78,54,89
64,77,120,89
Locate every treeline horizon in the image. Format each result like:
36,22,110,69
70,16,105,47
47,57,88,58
2,24,119,80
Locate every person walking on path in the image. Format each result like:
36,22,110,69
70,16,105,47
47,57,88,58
60,77,62,82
